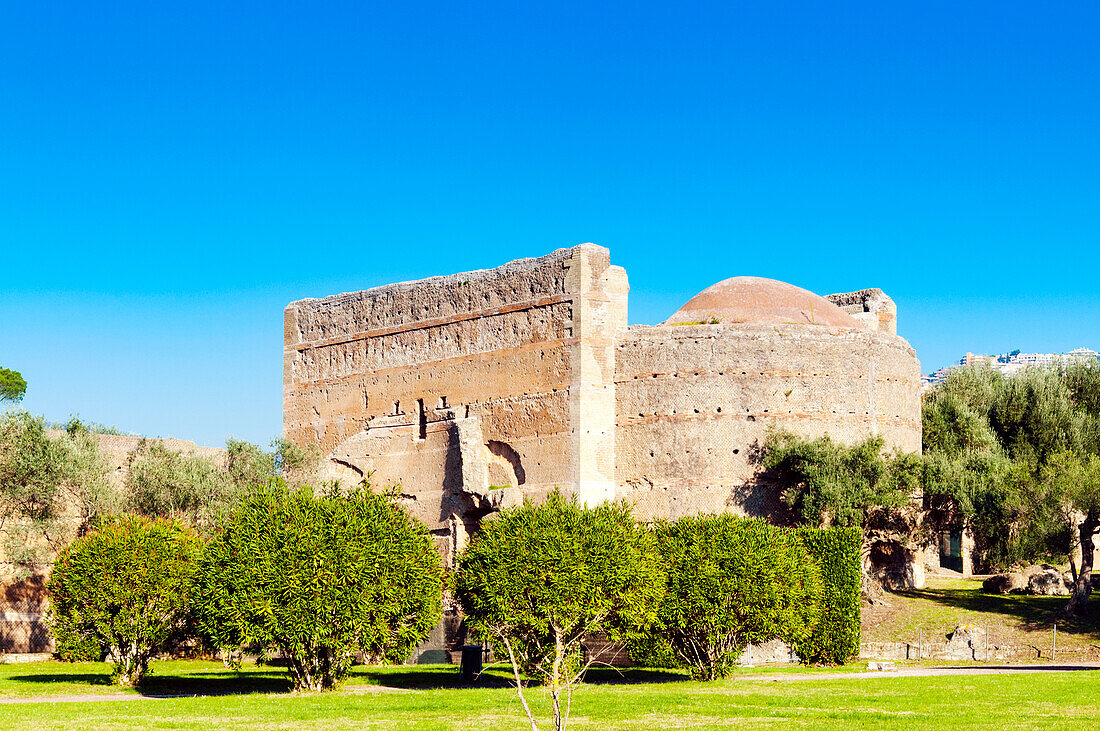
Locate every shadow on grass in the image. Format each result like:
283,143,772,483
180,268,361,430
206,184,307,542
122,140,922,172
9,670,295,697
888,586,1100,636
584,667,689,685
355,665,688,690
7,673,115,687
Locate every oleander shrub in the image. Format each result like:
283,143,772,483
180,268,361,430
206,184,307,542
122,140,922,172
195,484,443,691
455,491,663,731
636,515,820,681
48,516,203,685
794,526,862,664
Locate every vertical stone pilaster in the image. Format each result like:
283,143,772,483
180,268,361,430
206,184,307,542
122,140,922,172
564,244,628,506
282,305,301,440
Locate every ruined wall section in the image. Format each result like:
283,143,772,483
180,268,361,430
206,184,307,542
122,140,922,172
283,244,627,557
614,323,921,522
826,289,898,335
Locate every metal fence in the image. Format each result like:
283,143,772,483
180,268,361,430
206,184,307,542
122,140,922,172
0,614,53,654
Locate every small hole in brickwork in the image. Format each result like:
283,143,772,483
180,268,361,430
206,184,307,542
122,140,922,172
716,407,723,413
732,449,740,454
746,414,754,421
439,396,448,409
694,408,699,413
393,401,401,415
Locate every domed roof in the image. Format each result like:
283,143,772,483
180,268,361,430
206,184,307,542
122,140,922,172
663,276,860,328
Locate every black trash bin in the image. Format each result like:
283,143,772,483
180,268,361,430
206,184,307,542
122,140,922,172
460,644,483,683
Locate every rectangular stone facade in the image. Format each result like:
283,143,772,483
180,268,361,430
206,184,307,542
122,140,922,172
283,244,628,557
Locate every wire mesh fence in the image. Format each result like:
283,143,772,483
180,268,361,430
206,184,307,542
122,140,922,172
0,614,53,654
860,624,1100,663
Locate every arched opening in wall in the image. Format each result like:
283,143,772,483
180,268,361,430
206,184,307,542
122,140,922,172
868,539,915,590
486,440,526,487
327,458,365,488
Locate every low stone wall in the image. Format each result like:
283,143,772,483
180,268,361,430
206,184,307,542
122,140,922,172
860,641,1100,662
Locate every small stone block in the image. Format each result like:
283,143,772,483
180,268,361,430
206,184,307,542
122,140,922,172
866,661,897,672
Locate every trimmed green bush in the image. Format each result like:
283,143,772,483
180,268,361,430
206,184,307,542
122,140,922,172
52,628,102,663
794,526,862,664
640,515,820,680
48,516,203,685
455,491,663,731
195,485,443,691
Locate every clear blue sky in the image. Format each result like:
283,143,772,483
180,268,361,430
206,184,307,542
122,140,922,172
2,2,1098,446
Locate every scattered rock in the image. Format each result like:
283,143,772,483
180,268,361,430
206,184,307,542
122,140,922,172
1026,566,1069,596
943,624,988,661
983,573,1026,594
987,564,1072,595
866,661,896,671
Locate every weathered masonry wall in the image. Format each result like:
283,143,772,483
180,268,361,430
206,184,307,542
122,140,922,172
825,289,898,335
614,323,921,522
283,244,627,559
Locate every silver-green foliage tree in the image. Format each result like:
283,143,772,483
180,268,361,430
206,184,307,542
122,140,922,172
125,440,235,528
126,437,321,529
455,491,664,731
0,412,116,573
762,432,920,531
48,516,203,686
645,515,820,680
923,363,1100,613
196,485,443,691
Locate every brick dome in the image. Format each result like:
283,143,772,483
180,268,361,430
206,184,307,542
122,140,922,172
663,276,860,328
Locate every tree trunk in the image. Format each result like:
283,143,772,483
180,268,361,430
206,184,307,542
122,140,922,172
1062,510,1098,618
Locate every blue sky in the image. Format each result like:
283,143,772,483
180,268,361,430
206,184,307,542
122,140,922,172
2,2,1098,446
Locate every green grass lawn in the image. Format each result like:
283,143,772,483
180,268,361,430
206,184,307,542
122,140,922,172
863,574,1100,657
1,659,1097,729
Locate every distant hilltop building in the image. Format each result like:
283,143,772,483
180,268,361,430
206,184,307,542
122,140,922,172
922,347,1100,389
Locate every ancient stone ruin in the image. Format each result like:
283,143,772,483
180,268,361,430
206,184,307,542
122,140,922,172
283,244,922,575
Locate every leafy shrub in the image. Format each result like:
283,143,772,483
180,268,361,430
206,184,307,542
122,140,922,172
793,526,861,664
53,626,102,662
639,515,819,680
48,516,203,685
455,491,663,731
195,485,443,691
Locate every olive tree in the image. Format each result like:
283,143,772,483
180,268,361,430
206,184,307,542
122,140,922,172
195,484,443,691
48,516,203,686
454,491,663,731
125,440,235,528
1041,451,1100,616
0,412,116,573
644,515,820,680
